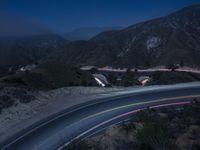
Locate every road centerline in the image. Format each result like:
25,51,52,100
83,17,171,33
71,94,200,125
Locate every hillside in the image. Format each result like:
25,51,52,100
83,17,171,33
47,4,200,68
0,62,97,90
0,12,67,68
0,34,66,68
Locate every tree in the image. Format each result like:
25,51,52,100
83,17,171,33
134,68,138,73
107,74,117,85
121,70,141,87
89,67,98,74
166,63,179,71
180,61,185,68
152,71,162,81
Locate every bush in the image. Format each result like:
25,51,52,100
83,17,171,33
149,71,200,85
122,122,136,134
35,61,97,88
136,110,178,150
81,80,88,86
136,122,178,150
0,95,14,112
151,71,162,81
19,95,35,103
107,74,117,85
121,70,141,87
166,64,179,71
9,88,35,103
10,88,27,99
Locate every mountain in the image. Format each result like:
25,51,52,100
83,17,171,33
64,26,122,41
0,13,67,68
0,34,66,68
47,4,200,68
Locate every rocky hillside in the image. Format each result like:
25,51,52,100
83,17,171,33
47,4,200,68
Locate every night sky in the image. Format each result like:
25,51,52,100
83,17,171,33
1,0,200,33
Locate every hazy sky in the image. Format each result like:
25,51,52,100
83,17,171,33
1,0,200,33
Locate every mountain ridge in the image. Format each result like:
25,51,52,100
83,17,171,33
64,26,123,41
0,34,66,67
46,4,200,68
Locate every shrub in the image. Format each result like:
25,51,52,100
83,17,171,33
35,61,97,88
19,95,35,103
0,95,14,112
149,71,200,85
136,122,178,150
107,74,117,85
122,122,136,134
151,71,162,81
10,88,27,99
166,64,179,71
121,70,141,87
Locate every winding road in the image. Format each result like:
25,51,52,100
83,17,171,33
1,83,200,150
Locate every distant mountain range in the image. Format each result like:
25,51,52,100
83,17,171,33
0,13,67,68
1,4,200,69
0,13,123,68
64,26,123,41
47,4,200,68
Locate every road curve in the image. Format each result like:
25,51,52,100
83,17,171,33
1,83,200,150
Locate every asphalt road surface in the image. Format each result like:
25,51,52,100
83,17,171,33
1,83,200,150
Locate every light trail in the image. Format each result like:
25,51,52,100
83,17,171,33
72,95,200,123
75,101,190,139
58,95,197,149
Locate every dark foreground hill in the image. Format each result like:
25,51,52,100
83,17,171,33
47,4,200,68
0,62,97,90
